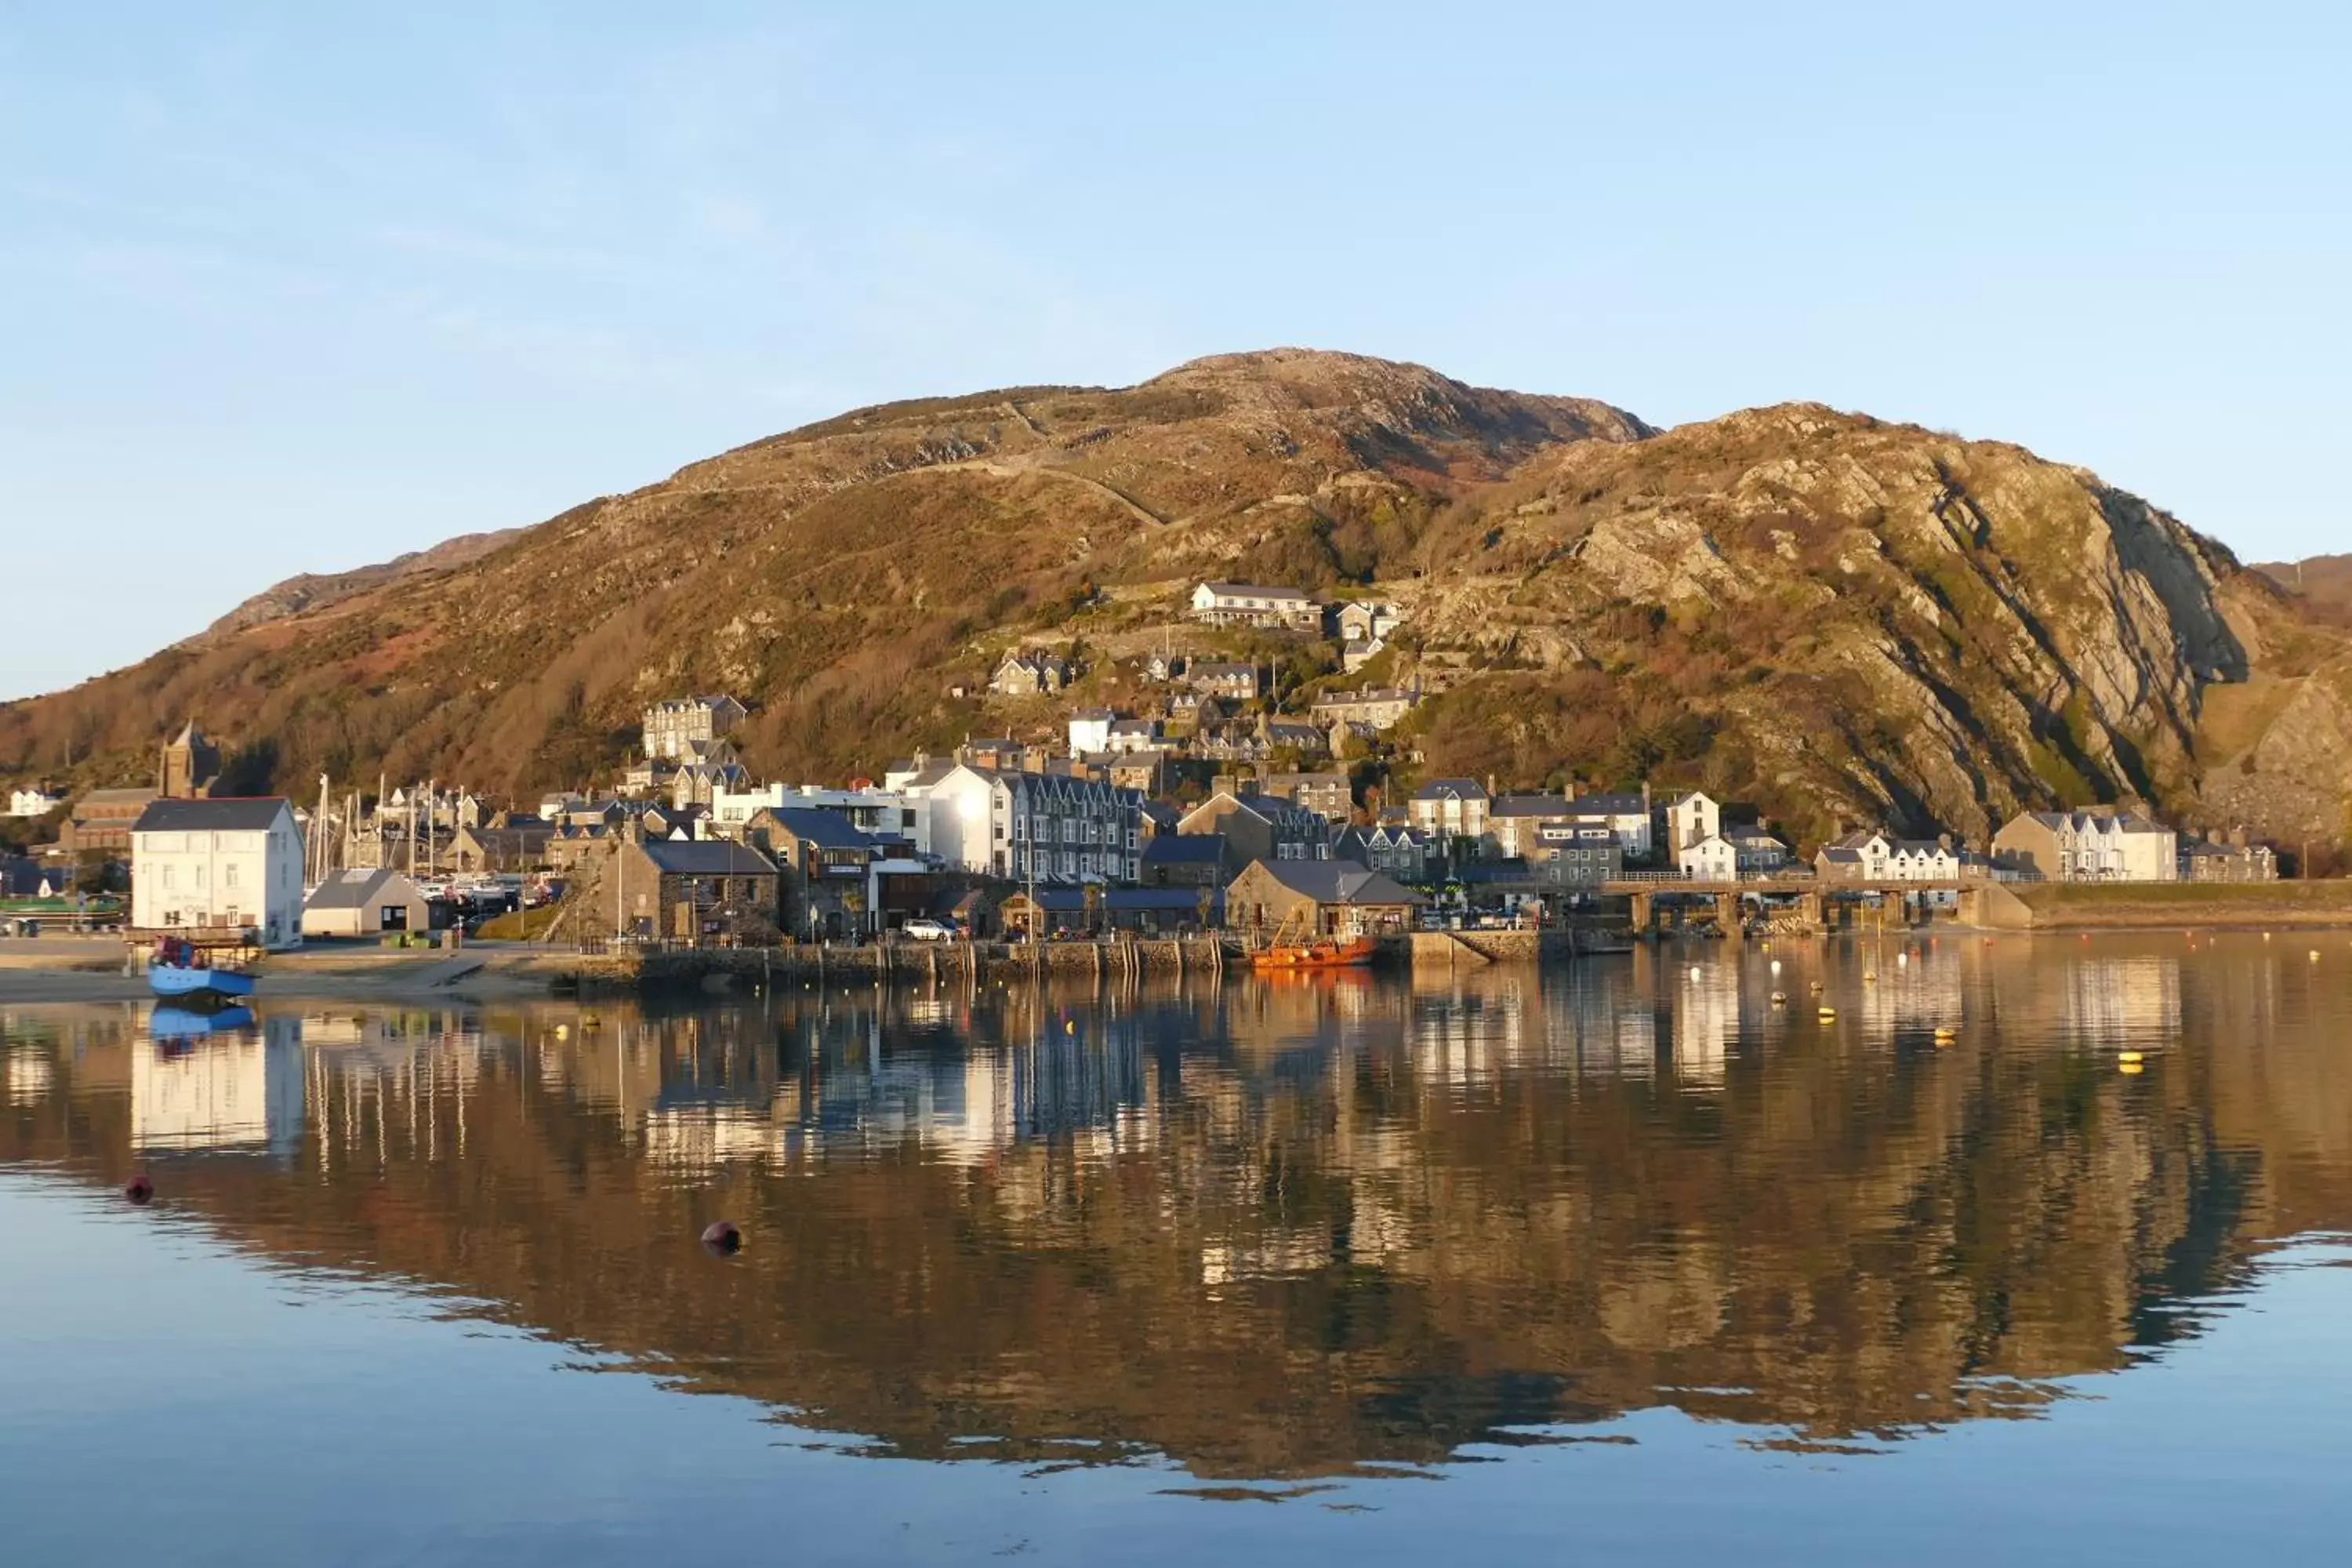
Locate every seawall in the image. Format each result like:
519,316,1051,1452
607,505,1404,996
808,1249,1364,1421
1978,880,2352,931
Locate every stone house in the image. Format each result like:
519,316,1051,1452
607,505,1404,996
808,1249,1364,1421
1336,601,1403,644
1308,686,1418,731
1408,779,1490,844
1261,771,1353,824
642,695,746,760
1188,662,1260,702
1332,824,1435,884
989,652,1074,695
1179,790,1330,876
1225,858,1422,938
2178,832,2278,882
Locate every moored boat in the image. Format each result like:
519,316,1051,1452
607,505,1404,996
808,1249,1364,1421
146,936,257,1001
1249,934,1377,971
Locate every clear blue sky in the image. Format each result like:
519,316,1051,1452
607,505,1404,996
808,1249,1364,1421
4,2,2346,700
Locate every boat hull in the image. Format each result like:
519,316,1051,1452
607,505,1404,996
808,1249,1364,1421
148,964,256,1000
1249,936,1377,971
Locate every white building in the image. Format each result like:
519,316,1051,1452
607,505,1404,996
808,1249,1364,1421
1189,581,1323,631
130,797,306,949
1679,834,1737,880
895,761,1142,884
1816,831,1961,882
1067,709,1116,757
1994,809,2178,883
5,788,62,818
1566,790,1654,858
1663,791,1720,857
711,783,926,855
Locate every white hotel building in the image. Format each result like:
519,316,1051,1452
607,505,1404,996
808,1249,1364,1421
130,797,307,949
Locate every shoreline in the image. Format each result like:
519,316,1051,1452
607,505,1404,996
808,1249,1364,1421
5,913,2350,1006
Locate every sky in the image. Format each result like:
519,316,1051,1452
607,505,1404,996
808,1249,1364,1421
3,2,2347,701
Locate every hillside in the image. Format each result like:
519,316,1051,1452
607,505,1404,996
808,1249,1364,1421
2256,554,2352,630
2,348,2347,855
200,528,526,638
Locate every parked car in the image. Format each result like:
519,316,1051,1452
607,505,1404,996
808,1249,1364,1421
901,918,955,942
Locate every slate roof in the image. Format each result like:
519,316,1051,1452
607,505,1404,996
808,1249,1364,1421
759,808,877,851
304,867,425,911
1566,792,1646,815
1411,778,1489,803
1238,858,1423,906
1142,835,1227,866
1490,793,1573,818
637,841,780,876
132,797,291,833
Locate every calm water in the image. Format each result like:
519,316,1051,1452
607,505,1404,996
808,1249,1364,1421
5,934,2351,1565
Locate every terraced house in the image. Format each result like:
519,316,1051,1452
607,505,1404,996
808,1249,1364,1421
895,761,1142,884
1189,581,1323,631
1993,808,2177,883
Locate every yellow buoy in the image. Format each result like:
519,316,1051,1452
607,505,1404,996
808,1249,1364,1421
1817,1007,1837,1020
554,1023,569,1040
1770,991,1788,1005
2119,1061,2145,1076
2118,1050,2144,1064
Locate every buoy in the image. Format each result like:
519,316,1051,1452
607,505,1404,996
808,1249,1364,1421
1689,966,1702,981
2264,933,2272,942
1809,981,1823,994
701,1221,742,1254
1863,971,1877,984
554,1023,569,1040
582,1011,600,1029
1065,1020,1076,1034
1769,960,1782,976
1770,991,1788,1005
124,1173,154,1206
1817,1007,1837,1020
2118,1050,2144,1064
2312,951,2322,963
2119,1061,2145,1076
1897,952,1908,967
1933,1025,1957,1040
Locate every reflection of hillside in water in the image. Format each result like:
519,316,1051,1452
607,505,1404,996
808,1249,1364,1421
3,934,2349,1479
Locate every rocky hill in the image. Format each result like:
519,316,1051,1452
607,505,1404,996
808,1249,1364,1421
198,528,525,638
3,348,2347,855
2256,554,2352,629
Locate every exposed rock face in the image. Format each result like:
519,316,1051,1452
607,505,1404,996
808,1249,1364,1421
0,350,2344,854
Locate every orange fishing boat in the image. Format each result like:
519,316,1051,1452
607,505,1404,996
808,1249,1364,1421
1247,911,1378,971
1250,935,1377,971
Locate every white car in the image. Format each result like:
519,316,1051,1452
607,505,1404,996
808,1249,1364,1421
901,918,955,942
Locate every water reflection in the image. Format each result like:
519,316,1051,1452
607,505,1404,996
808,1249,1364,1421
3,933,2349,1480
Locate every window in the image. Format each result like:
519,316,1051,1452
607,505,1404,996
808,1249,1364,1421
223,863,240,890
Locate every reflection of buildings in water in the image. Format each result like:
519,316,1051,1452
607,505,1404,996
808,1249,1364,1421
1672,964,1740,1085
132,1018,304,1154
642,1102,782,1171
5,1047,54,1105
2063,956,2183,1050
1201,1228,1332,1285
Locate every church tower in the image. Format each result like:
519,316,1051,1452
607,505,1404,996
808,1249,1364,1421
158,720,223,799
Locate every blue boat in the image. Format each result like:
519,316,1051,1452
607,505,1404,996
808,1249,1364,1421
146,936,258,1001
148,964,256,1000
148,1004,255,1040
